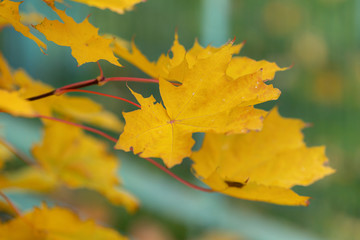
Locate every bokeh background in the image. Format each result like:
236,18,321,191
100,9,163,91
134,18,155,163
1,0,360,239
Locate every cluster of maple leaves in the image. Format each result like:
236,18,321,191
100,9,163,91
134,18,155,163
0,0,334,239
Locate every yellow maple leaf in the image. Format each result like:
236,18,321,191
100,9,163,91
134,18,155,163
0,204,127,240
32,122,138,212
0,0,46,52
70,0,144,14
191,108,335,206
116,40,281,167
35,7,120,66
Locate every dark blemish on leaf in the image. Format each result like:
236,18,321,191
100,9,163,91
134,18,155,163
225,180,245,188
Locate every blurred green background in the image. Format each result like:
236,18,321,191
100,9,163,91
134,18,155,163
1,0,360,239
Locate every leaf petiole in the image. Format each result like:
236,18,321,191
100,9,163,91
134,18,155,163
56,89,141,108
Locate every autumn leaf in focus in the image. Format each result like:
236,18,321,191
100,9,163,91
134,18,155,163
191,107,335,206
0,0,47,52
69,0,144,14
35,7,120,66
116,36,283,167
32,122,138,212
0,204,128,240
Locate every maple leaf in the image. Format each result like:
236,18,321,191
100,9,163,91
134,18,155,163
0,204,127,240
69,0,144,14
31,122,138,212
191,107,335,206
116,38,282,167
34,7,120,66
0,0,46,52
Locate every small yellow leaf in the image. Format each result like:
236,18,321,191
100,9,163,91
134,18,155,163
0,204,128,240
70,0,144,14
35,8,120,66
32,122,138,211
0,89,35,117
191,107,335,206
0,0,46,51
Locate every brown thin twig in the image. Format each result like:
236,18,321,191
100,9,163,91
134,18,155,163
26,77,159,101
35,115,118,143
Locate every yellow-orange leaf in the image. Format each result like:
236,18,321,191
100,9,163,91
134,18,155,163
32,122,138,212
0,204,127,240
0,89,35,117
0,0,46,51
191,108,335,206
116,39,281,167
70,0,144,14
35,8,120,66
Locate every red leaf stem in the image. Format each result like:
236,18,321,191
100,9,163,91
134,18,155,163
143,157,214,193
35,114,118,143
57,89,141,108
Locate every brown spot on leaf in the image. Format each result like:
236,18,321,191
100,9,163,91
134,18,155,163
225,180,246,188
